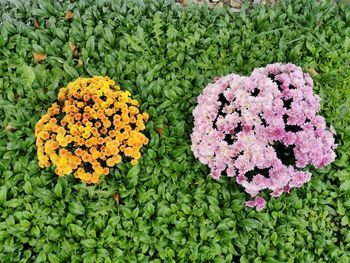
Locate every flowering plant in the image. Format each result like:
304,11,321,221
35,76,149,184
191,63,337,210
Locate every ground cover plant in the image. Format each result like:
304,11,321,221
0,0,349,262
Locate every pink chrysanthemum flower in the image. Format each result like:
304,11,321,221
191,63,337,210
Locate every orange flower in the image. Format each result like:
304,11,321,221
59,149,69,157
104,148,112,156
142,112,149,121
108,130,116,137
75,148,83,156
97,137,104,145
90,137,98,145
61,119,67,126
106,157,116,167
133,152,141,160
103,120,111,128
82,154,92,162
90,176,99,184
105,108,114,116
85,139,93,148
39,131,50,140
120,145,126,151
124,147,133,156
65,135,73,143
77,102,84,108
110,147,120,155
57,127,66,135
77,138,85,146
100,127,107,135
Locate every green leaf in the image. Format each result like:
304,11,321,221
48,254,60,263
86,36,95,55
69,202,85,215
128,175,139,188
5,199,23,208
104,29,115,45
30,225,40,238
127,164,140,179
340,180,350,191
257,241,266,256
63,63,79,78
344,36,350,52
81,239,97,249
23,65,36,88
23,182,33,195
54,183,62,198
240,219,262,229
56,28,66,41
181,204,191,215
0,186,7,206
70,224,85,237
306,41,316,54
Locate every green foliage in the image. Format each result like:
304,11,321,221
0,0,349,262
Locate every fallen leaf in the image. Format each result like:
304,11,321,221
34,19,39,29
180,0,189,5
68,42,79,58
113,192,120,204
65,10,74,20
4,124,16,132
155,127,163,136
307,68,319,77
34,53,47,62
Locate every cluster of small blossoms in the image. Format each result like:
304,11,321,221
191,63,337,210
35,76,149,184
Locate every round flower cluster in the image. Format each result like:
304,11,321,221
191,63,337,210
35,76,149,184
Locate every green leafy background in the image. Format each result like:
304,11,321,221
0,0,349,262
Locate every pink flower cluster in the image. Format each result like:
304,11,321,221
191,63,337,211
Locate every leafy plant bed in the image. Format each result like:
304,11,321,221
0,0,349,262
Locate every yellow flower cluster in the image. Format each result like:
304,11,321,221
35,76,149,184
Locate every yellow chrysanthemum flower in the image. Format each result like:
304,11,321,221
35,76,149,184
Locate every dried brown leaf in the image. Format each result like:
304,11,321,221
4,124,16,132
68,42,79,58
65,10,74,20
180,0,189,5
307,68,319,77
34,19,39,29
155,127,163,136
34,53,47,62
113,192,120,204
